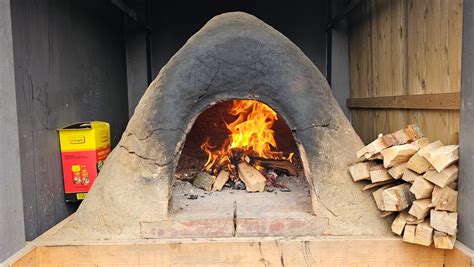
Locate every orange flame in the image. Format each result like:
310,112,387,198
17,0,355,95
287,152,295,163
201,100,292,173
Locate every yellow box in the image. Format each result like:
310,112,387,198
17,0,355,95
58,121,111,202
59,121,110,152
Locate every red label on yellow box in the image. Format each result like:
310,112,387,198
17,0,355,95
58,121,110,201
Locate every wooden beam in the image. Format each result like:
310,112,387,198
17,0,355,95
347,92,460,110
4,245,37,267
5,229,472,267
9,239,456,266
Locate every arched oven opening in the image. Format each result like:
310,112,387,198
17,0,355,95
171,99,314,237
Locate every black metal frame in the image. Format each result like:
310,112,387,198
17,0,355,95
325,0,361,86
110,0,153,85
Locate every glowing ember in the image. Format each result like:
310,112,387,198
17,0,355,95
200,100,294,174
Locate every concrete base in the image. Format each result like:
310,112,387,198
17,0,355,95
140,177,323,239
236,217,326,237
140,219,235,239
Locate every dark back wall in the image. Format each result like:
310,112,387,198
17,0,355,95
125,0,328,114
11,0,129,240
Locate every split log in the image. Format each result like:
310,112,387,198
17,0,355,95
193,172,216,191
388,163,407,179
412,137,430,150
356,124,423,159
391,211,409,235
391,124,424,144
424,145,459,172
366,153,383,160
403,225,416,243
430,186,458,212
363,180,396,191
433,231,456,249
380,144,418,168
406,214,425,225
423,164,458,188
382,183,415,211
402,169,419,183
408,199,432,220
369,164,392,183
430,210,457,236
414,220,433,246
418,140,444,158
380,211,394,218
406,153,431,174
212,170,230,191
349,162,372,181
237,162,266,192
251,157,297,176
410,176,434,199
408,141,444,174
372,185,392,211
356,136,397,159
448,182,458,190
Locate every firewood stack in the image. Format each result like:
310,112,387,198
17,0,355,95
349,124,459,249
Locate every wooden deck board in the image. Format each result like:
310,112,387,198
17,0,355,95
9,238,464,267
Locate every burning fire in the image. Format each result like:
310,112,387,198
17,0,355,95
201,100,294,174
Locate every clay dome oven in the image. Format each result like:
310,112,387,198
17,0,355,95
50,12,390,241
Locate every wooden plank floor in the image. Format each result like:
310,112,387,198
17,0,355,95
9,238,473,267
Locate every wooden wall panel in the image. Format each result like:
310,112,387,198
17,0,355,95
348,0,462,145
372,0,408,143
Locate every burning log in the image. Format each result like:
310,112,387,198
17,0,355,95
237,162,266,192
198,99,298,191
200,100,295,175
212,170,230,191
250,156,298,176
263,168,278,186
193,172,216,191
